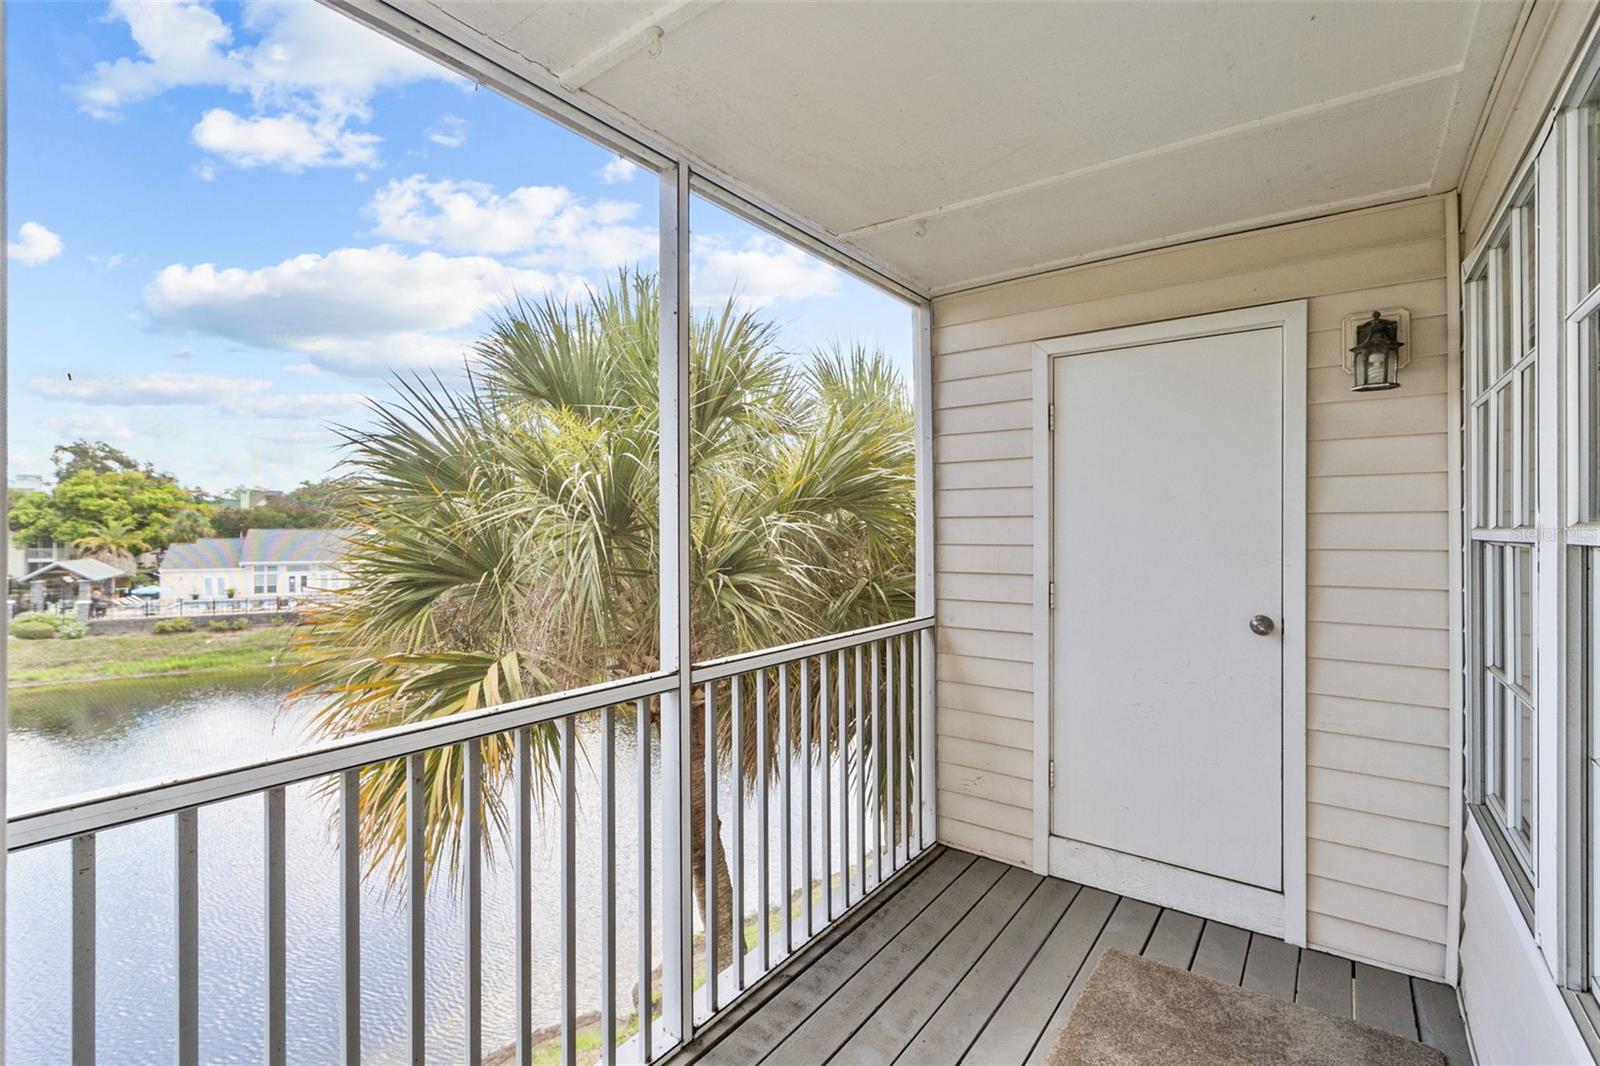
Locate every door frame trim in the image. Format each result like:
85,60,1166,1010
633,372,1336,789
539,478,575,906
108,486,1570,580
1028,300,1308,946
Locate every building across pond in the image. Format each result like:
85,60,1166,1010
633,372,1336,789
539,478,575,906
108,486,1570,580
159,528,353,606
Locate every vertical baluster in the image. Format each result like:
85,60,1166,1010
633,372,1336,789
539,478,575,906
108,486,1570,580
870,640,882,890
175,809,199,1066
800,657,814,938
899,636,910,856
730,672,744,994
885,636,898,872
71,833,95,1066
406,753,426,1065
339,771,361,1065
778,662,793,956
704,679,719,1011
853,644,865,899
914,635,925,853
836,650,848,909
756,667,771,974
265,787,287,1066
514,729,533,1065
819,654,831,921
560,717,578,1066
636,698,653,1063
463,743,483,1065
601,706,617,1066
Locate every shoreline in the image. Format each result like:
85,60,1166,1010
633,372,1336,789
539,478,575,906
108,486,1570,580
6,625,295,689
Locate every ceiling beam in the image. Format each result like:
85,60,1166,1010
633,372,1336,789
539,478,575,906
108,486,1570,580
555,1,721,90
839,63,1466,241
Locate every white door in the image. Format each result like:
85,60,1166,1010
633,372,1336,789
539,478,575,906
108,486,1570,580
1050,325,1284,891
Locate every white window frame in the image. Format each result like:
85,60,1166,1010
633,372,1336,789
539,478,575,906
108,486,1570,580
1565,63,1600,1029
1465,163,1546,917
1463,29,1600,1046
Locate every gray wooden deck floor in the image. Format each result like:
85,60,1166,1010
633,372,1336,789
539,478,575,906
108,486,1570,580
672,846,1472,1065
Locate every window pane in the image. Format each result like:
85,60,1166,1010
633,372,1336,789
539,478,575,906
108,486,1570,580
1484,677,1498,799
1470,400,1490,528
1583,313,1600,523
1498,384,1517,527
1467,274,1488,399
1518,201,1537,358
1515,543,1535,694
1478,544,1504,669
1590,100,1600,292
1494,239,1514,380
1520,364,1537,526
1516,694,1536,854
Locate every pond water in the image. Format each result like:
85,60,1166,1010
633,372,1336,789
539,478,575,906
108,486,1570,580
6,672,851,1063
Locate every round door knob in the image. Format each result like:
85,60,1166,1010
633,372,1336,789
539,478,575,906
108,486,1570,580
1249,614,1276,636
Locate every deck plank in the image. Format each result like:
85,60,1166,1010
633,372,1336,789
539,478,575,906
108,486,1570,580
1352,961,1417,1041
761,858,1007,1064
896,879,1080,1066
693,848,974,1066
1412,978,1472,1066
1295,950,1352,1018
1241,932,1300,1003
836,866,1042,1065
684,850,1471,1066
1141,909,1204,970
961,886,1118,1064
1189,921,1251,985
1023,896,1161,1065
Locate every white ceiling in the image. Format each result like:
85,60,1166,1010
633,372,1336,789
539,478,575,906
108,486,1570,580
408,0,1524,295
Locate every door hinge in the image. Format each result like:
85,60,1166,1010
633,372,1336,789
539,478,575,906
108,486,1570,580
1047,402,1055,432
1049,760,1055,789
1048,581,1056,609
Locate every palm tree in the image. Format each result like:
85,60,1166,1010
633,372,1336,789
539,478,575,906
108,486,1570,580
72,516,148,571
164,507,213,547
293,271,914,967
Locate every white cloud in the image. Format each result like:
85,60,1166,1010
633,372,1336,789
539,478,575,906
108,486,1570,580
599,157,639,184
77,0,458,172
42,412,135,442
31,371,364,420
691,233,843,310
366,176,656,271
88,253,125,271
427,114,466,148
192,108,379,170
141,244,559,374
9,222,64,266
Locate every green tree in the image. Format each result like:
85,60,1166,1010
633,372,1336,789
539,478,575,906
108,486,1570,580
207,479,340,538
50,439,165,480
164,508,214,546
294,273,914,966
9,468,204,552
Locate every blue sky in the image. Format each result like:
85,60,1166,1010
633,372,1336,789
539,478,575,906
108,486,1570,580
6,0,913,494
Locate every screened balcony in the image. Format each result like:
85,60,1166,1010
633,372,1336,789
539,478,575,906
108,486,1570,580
13,1,1600,1064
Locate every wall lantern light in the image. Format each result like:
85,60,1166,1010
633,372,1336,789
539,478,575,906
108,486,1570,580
1342,309,1410,392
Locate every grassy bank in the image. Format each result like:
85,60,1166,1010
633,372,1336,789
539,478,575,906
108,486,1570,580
7,624,297,686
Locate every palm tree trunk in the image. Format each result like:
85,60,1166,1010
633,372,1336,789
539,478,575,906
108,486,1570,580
684,697,737,974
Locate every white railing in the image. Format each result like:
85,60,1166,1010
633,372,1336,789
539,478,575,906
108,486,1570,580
7,615,936,1065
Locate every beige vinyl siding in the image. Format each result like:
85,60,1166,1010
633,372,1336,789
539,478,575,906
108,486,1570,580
930,194,1455,978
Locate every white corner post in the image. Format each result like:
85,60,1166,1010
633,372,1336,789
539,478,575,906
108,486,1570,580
658,161,695,1049
913,302,937,848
